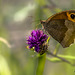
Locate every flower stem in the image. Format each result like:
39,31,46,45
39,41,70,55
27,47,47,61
36,53,46,75
47,51,74,66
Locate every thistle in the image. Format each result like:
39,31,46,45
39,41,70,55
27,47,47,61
26,29,48,55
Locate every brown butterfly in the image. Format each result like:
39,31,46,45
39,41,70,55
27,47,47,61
41,10,75,48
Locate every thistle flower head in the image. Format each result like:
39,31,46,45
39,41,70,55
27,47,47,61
26,29,48,54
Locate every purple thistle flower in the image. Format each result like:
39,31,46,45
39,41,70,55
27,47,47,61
26,29,48,54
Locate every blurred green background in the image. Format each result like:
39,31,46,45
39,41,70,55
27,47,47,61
1,0,75,75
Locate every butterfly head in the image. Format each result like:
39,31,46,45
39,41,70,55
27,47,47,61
67,11,75,22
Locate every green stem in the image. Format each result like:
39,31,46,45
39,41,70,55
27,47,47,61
47,51,75,65
36,53,46,75
47,54,75,61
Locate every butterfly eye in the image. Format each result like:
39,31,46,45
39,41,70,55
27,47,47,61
70,14,75,19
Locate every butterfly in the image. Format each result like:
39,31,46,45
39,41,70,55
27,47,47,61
41,10,75,48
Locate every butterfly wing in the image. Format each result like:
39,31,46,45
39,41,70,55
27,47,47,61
61,20,75,47
41,11,75,48
43,19,75,48
44,19,68,47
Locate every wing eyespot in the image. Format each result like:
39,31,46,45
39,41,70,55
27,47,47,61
70,14,75,19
